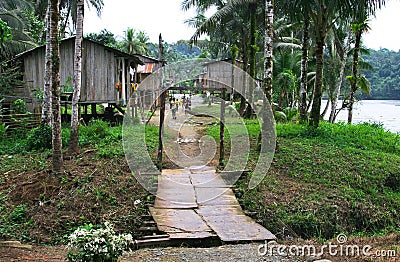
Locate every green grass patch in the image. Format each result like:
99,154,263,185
208,120,400,240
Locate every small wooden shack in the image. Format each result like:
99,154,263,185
13,37,153,113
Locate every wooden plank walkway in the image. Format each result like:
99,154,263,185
150,166,276,242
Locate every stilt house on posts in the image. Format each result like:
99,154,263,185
9,37,159,121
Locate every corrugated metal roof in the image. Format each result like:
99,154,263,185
137,63,155,73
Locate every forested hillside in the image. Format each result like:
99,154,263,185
364,48,400,99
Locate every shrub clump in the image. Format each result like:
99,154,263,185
67,222,133,262
26,124,52,151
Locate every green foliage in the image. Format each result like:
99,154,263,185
0,18,12,45
363,48,400,99
274,111,287,122
278,122,400,155
0,129,28,155
62,76,74,92
26,124,52,151
85,29,117,47
79,119,112,145
67,222,133,262
211,120,400,239
22,10,45,44
0,62,23,96
0,201,32,241
12,99,28,114
274,108,299,123
149,41,201,62
9,204,27,223
283,107,298,121
33,88,44,102
0,122,8,139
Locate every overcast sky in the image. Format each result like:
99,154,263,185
84,0,400,51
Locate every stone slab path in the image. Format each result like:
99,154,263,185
150,166,276,242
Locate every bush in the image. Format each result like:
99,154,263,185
79,119,110,145
12,99,28,114
26,124,52,151
67,222,133,262
0,123,8,139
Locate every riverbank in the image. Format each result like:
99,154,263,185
321,100,400,133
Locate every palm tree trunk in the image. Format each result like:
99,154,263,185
263,0,273,104
244,2,257,118
59,4,71,38
239,39,248,115
329,32,351,123
309,10,327,128
68,0,84,155
42,2,52,125
298,17,310,122
260,0,274,154
348,30,362,124
50,0,63,175
320,98,330,118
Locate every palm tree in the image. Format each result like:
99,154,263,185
42,0,52,124
0,0,37,60
58,0,103,37
68,0,84,154
121,28,151,55
347,14,370,124
273,47,301,108
185,0,269,118
48,0,63,175
278,0,385,128
328,23,352,123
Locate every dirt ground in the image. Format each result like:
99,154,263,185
0,244,67,262
1,233,398,261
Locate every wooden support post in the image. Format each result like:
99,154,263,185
122,59,126,105
219,89,226,167
157,91,166,171
140,91,145,123
91,103,97,116
157,33,165,171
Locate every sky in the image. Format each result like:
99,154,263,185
84,0,198,43
84,0,400,51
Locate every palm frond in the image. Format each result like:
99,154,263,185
358,74,371,95
275,42,302,51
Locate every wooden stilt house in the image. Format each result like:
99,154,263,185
12,37,147,114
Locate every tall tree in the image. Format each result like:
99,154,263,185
0,0,37,60
347,14,370,124
85,29,116,46
68,0,84,154
121,28,151,55
329,26,352,123
298,17,310,122
279,0,385,128
243,2,258,118
42,1,52,124
49,0,63,175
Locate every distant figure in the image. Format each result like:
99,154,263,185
171,104,176,119
184,98,190,114
172,99,179,119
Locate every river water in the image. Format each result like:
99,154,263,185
321,100,400,134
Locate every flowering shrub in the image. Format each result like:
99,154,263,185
67,222,133,262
